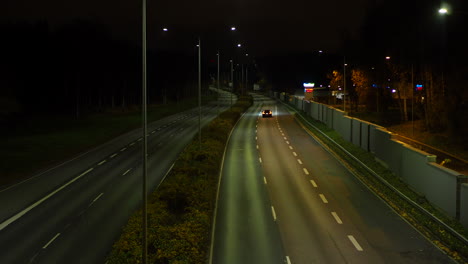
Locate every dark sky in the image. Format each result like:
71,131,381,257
2,0,371,56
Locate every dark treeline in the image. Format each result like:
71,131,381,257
0,19,201,123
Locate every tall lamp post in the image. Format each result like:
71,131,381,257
141,0,148,263
198,38,201,149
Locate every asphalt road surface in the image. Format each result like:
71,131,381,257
0,88,236,264
212,93,455,264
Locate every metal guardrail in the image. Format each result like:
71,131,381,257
279,100,468,247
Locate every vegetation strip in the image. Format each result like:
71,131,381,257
107,96,252,263
286,103,468,262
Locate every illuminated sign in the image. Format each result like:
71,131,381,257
304,88,314,93
416,84,423,91
303,83,315,88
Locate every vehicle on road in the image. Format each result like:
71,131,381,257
262,110,272,117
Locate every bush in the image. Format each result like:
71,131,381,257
107,95,252,263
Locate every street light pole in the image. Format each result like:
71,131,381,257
141,0,148,263
230,59,233,108
198,38,201,149
217,51,220,114
343,56,346,112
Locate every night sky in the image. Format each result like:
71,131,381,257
2,0,371,56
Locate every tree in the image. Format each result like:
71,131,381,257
351,68,372,111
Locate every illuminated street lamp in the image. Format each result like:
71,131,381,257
439,8,448,14
231,26,236,31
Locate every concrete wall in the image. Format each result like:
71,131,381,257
461,183,468,228
282,96,467,226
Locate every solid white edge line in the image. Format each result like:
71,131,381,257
271,206,277,221
348,235,364,251
123,168,132,176
297,159,303,164
292,152,297,156
43,233,61,249
0,168,94,231
331,212,343,224
209,111,245,264
303,168,309,175
286,256,292,264
319,194,329,203
310,180,318,188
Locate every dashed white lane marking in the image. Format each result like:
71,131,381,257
286,256,292,264
92,193,104,204
289,146,293,150
331,212,343,224
98,160,107,166
120,147,127,152
292,152,297,156
348,235,364,251
43,233,61,249
129,142,135,146
256,130,257,133
110,153,117,159
256,145,259,149
271,206,277,221
303,168,309,175
151,131,155,134
282,133,285,136
259,158,262,163
138,138,142,141
286,141,290,144
310,180,318,188
319,194,329,203
0,168,94,231
264,177,267,184
283,137,287,140
123,168,132,176
157,128,161,130
255,136,257,140
297,159,303,165
170,134,174,137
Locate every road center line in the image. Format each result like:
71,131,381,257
331,212,343,224
348,235,364,251
0,167,94,231
43,233,61,249
310,180,318,187
271,206,277,221
92,193,104,204
303,168,309,175
292,152,297,156
319,194,329,203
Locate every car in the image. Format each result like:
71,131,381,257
262,109,272,117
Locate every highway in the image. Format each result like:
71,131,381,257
212,93,455,264
0,89,236,264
